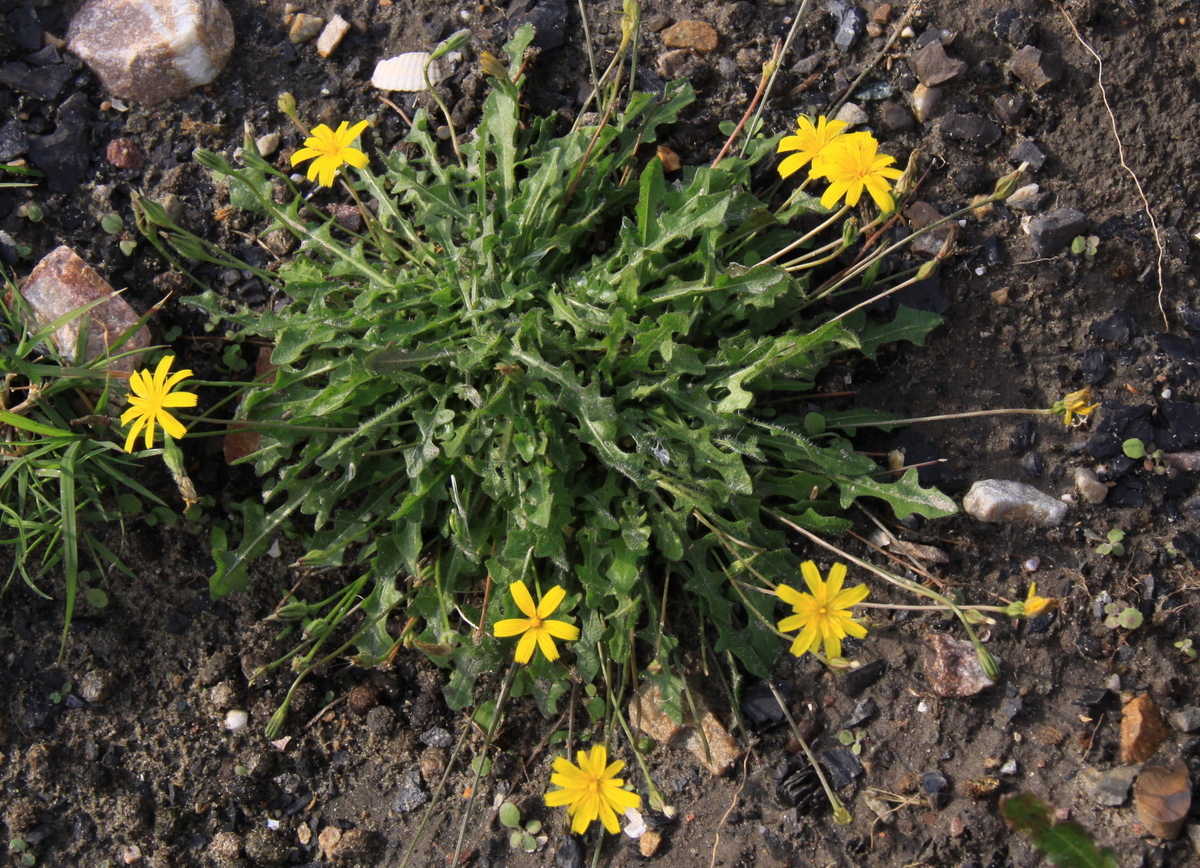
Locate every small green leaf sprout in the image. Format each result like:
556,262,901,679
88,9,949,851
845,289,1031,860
1103,602,1143,631
1070,235,1099,259
498,802,546,853
1174,638,1197,661
837,728,866,756
1094,528,1126,557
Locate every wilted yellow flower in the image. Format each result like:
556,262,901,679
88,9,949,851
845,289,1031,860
121,355,197,452
544,745,641,834
1052,387,1099,427
1023,582,1057,617
777,561,869,660
493,580,580,663
290,120,370,187
812,132,904,212
776,115,849,180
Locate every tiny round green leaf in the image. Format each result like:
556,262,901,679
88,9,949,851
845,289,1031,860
86,588,109,608
101,212,124,234
498,801,521,829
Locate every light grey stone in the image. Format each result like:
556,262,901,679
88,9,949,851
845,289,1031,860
962,479,1068,527
1074,467,1109,505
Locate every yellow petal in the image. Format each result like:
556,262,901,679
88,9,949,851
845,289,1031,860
825,562,846,599
158,411,187,441
777,151,809,180
790,621,819,657
509,580,537,617
494,618,530,638
341,147,369,170
841,617,868,639
775,583,804,606
831,583,870,609
123,416,146,453
544,788,577,807
142,416,158,449
536,584,567,619
823,633,843,660
535,629,560,661
598,800,621,834
291,146,323,166
514,630,537,663
778,613,807,634
152,354,174,385
800,561,823,596
160,391,199,408
543,619,580,641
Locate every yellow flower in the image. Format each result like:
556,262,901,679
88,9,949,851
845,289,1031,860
776,115,850,181
544,745,642,835
1051,387,1099,427
493,580,580,663
777,561,869,660
290,120,370,187
121,355,198,452
1023,582,1057,617
813,132,904,212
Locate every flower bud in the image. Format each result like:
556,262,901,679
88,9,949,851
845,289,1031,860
992,162,1028,200
977,646,1001,681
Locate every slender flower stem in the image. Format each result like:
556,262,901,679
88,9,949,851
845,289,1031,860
762,204,851,265
767,681,851,824
857,408,1053,429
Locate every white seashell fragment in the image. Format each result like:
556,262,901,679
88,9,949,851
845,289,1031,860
371,52,442,92
225,709,249,731
911,82,942,123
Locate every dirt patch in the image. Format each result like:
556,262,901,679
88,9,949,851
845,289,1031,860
3,1,1200,867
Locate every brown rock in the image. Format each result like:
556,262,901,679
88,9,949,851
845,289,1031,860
661,20,719,53
288,12,324,44
19,245,151,375
1134,759,1191,839
910,40,967,86
924,633,996,697
346,683,380,716
316,14,350,58
106,136,144,170
630,682,743,775
417,746,445,786
1121,694,1170,765
1007,45,1063,91
870,3,892,24
639,829,663,857
67,0,235,105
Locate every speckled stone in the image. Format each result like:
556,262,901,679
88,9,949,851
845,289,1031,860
962,479,1068,527
67,0,235,105
19,246,151,375
924,633,996,697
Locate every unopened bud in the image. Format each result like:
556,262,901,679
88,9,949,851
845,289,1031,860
916,259,938,281
277,92,297,119
977,646,1001,681
992,162,1028,200
480,51,507,80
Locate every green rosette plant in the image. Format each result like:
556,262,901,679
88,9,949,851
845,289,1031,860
136,24,955,724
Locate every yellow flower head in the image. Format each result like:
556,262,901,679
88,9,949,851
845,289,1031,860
1022,582,1057,618
290,120,370,187
777,561,869,660
493,580,580,663
120,355,198,452
1051,387,1099,427
544,745,642,835
777,115,849,181
813,131,904,212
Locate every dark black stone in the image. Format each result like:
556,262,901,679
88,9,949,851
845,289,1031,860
555,837,584,868
1020,451,1044,478
9,3,41,51
1026,610,1056,634
28,94,92,194
1076,634,1105,659
1178,306,1200,333
940,113,1002,147
842,697,877,729
1157,332,1200,378
1000,696,1024,722
1027,208,1088,257
510,0,568,50
1107,476,1145,507
818,748,863,789
840,659,886,697
984,236,1005,266
881,100,914,131
0,118,26,160
741,679,791,729
777,756,825,812
1159,400,1200,448
992,8,1036,45
1073,688,1112,708
921,770,948,793
952,164,992,195
0,60,72,100
1174,531,1200,570
1085,402,1153,459
1009,419,1036,454
1080,348,1110,384
1089,311,1138,344
834,5,866,52
992,92,1028,125
1009,139,1046,169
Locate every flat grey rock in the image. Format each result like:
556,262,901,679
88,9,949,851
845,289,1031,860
962,479,1068,526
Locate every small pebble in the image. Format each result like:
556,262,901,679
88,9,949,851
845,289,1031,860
1073,467,1108,505
834,101,868,126
225,709,249,732
255,132,280,157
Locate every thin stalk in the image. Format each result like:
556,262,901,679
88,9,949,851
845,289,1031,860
852,407,1053,428
450,664,518,866
761,204,851,265
712,40,780,168
740,0,814,160
767,681,850,824
828,4,916,119
577,0,599,92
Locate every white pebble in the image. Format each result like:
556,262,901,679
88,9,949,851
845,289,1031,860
1000,758,1019,775
225,709,249,731
267,538,281,558
1162,388,1173,399
623,807,646,839
975,266,987,276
